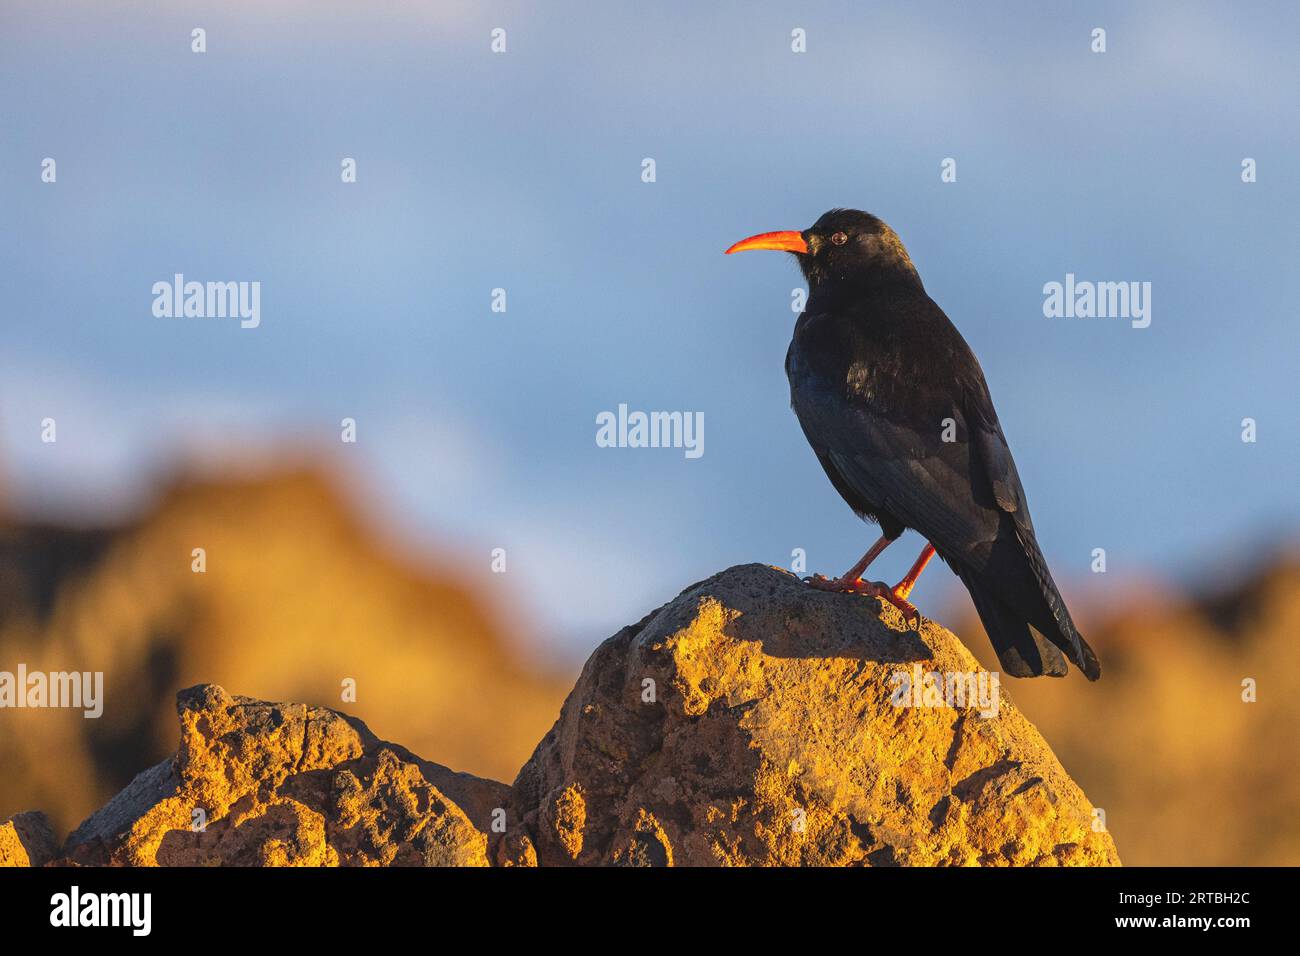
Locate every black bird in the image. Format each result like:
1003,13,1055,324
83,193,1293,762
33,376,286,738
726,209,1100,680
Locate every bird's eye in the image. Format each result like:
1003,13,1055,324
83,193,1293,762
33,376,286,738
830,231,848,245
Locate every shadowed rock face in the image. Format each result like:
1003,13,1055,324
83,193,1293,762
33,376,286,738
7,564,1119,867
498,564,1120,867
0,811,58,867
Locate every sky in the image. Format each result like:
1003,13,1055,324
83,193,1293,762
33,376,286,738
2,1,1298,656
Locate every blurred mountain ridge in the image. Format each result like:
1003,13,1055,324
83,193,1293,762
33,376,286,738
0,466,571,835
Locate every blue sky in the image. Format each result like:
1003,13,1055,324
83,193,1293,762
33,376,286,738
3,1,1298,655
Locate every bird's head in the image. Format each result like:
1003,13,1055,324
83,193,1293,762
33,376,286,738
725,208,921,294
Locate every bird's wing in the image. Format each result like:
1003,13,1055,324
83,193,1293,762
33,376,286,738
807,393,1089,676
964,381,1023,517
814,392,999,568
790,303,1098,679
788,299,1010,563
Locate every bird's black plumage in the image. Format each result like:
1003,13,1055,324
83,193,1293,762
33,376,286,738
777,209,1100,680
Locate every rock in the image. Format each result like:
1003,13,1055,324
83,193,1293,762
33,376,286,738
26,563,1123,867
500,564,1121,866
0,811,58,867
63,684,506,866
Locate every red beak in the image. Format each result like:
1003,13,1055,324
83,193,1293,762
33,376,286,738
725,230,808,255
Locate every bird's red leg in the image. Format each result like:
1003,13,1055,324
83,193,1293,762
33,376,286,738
868,543,936,623
810,540,936,625
807,534,893,592
893,543,936,601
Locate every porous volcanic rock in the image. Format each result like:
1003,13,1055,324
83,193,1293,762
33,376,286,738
19,564,1121,868
497,564,1120,866
62,684,506,866
0,811,59,867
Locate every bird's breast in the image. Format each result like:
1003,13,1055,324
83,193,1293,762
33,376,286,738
788,309,900,410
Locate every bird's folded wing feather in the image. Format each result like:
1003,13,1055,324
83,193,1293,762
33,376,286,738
962,379,1036,529
817,395,1003,568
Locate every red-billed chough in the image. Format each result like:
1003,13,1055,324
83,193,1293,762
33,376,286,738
727,208,1100,680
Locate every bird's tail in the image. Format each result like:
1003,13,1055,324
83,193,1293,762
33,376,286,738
960,572,1067,678
958,562,1101,681
1017,532,1101,681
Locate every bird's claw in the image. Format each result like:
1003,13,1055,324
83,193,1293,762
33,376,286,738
806,573,859,592
805,574,922,626
866,581,922,626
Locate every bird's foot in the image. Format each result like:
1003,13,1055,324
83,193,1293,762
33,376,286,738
806,573,864,593
806,575,921,625
863,580,922,625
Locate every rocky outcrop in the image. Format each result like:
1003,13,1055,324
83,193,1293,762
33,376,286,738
0,811,58,867
8,564,1119,867
61,684,506,866
498,564,1120,866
